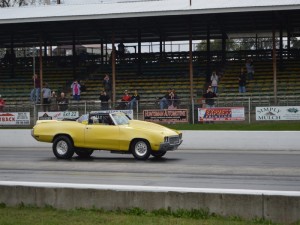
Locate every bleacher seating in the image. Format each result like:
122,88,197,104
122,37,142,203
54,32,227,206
0,58,300,111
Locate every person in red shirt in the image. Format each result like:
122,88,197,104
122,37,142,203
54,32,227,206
0,95,5,112
118,90,131,109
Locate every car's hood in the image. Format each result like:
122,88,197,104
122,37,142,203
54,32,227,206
128,120,180,136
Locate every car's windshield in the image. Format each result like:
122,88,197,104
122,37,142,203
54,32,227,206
77,114,88,123
111,112,130,125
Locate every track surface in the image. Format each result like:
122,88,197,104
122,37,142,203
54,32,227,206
1,148,300,191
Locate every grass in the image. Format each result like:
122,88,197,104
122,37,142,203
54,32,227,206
165,122,300,131
0,204,290,225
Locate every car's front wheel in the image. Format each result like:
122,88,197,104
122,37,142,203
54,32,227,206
131,139,151,160
75,148,94,158
151,151,166,158
53,135,74,159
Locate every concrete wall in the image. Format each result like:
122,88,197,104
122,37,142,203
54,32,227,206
0,181,300,224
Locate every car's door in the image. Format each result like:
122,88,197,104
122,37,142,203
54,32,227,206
84,123,120,150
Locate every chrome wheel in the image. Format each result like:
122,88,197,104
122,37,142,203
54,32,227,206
131,140,151,160
52,136,74,159
56,140,68,155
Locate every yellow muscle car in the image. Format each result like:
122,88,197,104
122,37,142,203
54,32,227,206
31,112,182,160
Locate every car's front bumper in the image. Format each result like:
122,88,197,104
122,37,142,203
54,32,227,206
158,139,183,151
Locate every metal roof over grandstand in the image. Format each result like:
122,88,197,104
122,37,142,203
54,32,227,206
1,0,300,47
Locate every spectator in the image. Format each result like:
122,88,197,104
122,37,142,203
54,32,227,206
118,42,125,58
210,71,219,93
159,88,172,110
49,91,58,111
103,74,112,96
168,89,180,109
118,90,131,109
42,83,52,112
71,80,81,101
203,86,217,108
245,59,254,80
128,90,140,110
79,80,86,92
0,95,5,112
30,74,41,103
238,68,247,93
57,92,69,111
99,90,110,110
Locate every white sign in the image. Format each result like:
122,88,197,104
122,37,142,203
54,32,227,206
0,112,30,125
198,107,245,122
256,106,300,120
91,110,134,119
38,111,79,120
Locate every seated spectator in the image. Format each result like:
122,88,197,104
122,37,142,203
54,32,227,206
57,92,69,111
79,80,87,92
0,95,5,112
128,90,140,110
203,86,217,108
118,90,131,109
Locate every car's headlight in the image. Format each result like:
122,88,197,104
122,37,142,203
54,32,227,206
164,136,169,143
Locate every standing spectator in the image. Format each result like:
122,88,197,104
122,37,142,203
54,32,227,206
118,41,125,58
42,83,52,112
159,88,172,110
238,68,247,93
79,80,86,92
128,90,140,110
0,95,5,112
210,71,219,93
203,86,217,108
99,90,110,110
49,91,58,111
30,74,41,103
168,89,180,109
57,92,69,111
71,80,81,101
103,74,112,97
245,59,254,80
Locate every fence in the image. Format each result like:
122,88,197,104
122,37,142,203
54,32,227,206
1,95,299,128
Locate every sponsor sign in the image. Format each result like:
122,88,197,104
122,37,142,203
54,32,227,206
38,111,79,120
198,107,245,122
91,110,134,119
143,109,188,123
256,106,300,120
0,112,30,125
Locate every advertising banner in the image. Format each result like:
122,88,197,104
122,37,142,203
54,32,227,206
256,106,300,120
198,107,245,122
91,110,134,119
0,112,30,125
143,109,188,123
38,111,79,120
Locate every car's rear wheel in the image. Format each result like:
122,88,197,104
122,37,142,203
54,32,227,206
75,148,94,158
151,151,166,158
131,139,151,160
53,135,74,159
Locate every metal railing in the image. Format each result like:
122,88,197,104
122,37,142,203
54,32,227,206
1,95,299,127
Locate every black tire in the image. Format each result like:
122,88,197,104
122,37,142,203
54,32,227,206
131,139,151,160
151,151,166,158
52,135,74,159
75,148,94,158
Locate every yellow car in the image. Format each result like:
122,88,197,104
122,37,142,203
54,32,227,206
32,112,182,160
